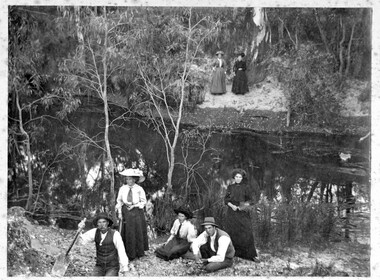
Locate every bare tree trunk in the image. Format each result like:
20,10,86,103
16,91,34,211
102,8,116,222
166,9,192,191
251,8,269,62
325,183,333,203
319,182,326,203
314,9,336,62
344,181,354,239
78,143,88,215
74,6,85,64
307,181,319,202
278,17,284,48
345,22,356,76
339,17,346,78
286,105,291,127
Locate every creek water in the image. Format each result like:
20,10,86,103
98,115,370,202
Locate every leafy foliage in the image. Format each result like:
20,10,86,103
270,45,341,126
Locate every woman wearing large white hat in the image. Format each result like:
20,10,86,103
116,168,149,260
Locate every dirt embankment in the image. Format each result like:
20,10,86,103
189,77,370,136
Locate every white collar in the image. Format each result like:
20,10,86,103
210,231,217,239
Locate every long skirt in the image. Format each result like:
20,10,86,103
225,208,257,260
232,70,249,95
121,206,149,260
155,237,190,261
210,68,226,95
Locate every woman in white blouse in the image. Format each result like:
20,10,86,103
116,168,149,260
210,50,227,95
155,206,197,261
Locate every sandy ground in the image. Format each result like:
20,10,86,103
198,78,369,118
199,82,287,113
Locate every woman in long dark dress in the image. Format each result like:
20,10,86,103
224,168,259,261
210,51,227,95
116,168,149,260
232,53,249,95
155,206,197,261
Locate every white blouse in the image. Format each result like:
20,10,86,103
170,219,197,242
116,184,147,212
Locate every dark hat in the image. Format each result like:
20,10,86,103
238,52,245,57
201,217,219,227
216,50,224,55
174,206,193,219
232,168,247,178
93,212,114,227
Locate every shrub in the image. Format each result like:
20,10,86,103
270,44,342,126
254,200,342,248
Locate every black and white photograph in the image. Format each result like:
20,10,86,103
4,0,379,278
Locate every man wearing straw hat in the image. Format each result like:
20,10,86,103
191,217,235,272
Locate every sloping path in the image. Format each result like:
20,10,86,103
198,82,287,112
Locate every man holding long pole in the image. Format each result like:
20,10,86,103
77,212,129,276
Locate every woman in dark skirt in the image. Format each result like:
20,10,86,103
116,168,149,260
210,51,227,95
155,206,197,261
232,53,249,95
224,168,259,262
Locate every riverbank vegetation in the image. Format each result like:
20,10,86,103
7,5,371,277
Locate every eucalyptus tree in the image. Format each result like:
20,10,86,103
122,7,224,191
8,6,80,212
57,6,139,220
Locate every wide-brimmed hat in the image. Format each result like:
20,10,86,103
201,217,219,227
216,50,224,55
93,212,114,227
232,168,247,178
119,168,145,183
174,206,193,219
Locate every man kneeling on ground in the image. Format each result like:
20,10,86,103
191,217,235,272
77,212,129,276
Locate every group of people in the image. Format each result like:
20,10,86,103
210,50,249,95
76,168,259,276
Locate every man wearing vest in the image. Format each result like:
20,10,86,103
77,213,129,276
191,217,235,272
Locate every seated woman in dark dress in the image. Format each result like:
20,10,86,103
155,206,197,261
224,168,259,262
232,53,249,95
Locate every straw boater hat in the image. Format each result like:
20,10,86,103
93,212,114,227
216,50,224,55
201,217,219,227
174,206,193,219
232,168,247,178
119,168,145,183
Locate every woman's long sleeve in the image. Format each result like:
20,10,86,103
224,185,232,205
241,61,247,71
186,222,197,242
233,62,238,73
115,186,124,212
